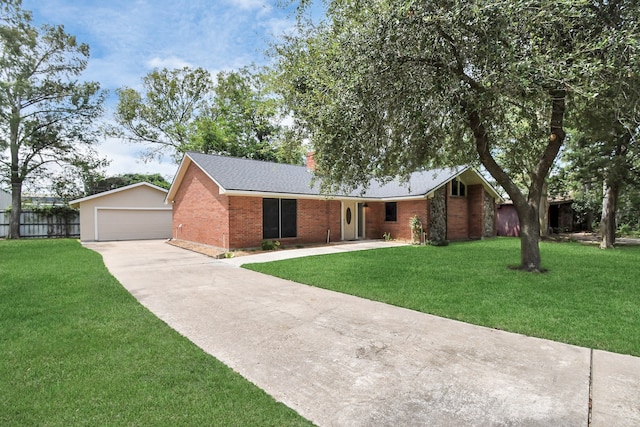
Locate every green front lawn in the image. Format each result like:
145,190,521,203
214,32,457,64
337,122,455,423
245,238,640,357
0,239,311,426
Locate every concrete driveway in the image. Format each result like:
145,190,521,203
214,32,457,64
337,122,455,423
86,240,640,426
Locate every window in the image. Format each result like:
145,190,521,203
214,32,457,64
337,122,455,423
451,178,466,197
263,198,297,239
385,202,397,222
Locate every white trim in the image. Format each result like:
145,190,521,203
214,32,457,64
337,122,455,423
223,189,340,200
165,155,192,203
222,189,432,202
166,153,230,204
340,201,344,241
471,169,504,202
357,202,366,239
94,206,172,241
450,176,467,197
341,200,358,241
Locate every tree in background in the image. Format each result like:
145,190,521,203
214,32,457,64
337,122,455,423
112,66,304,165
50,169,170,201
89,173,171,193
558,2,640,248
110,67,213,163
191,68,304,163
275,0,636,271
0,0,106,238
50,158,111,202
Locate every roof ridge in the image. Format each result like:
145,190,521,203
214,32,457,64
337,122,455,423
186,151,306,170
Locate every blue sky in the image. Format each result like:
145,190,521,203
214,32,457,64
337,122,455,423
22,0,308,179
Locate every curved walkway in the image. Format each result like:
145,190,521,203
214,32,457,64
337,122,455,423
85,240,640,426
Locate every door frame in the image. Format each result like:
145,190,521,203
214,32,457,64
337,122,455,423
341,200,359,241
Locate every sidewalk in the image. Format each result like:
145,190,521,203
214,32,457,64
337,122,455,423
87,240,640,426
220,240,408,267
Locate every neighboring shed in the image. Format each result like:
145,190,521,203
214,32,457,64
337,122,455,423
548,199,575,232
496,203,520,237
69,182,172,242
497,199,577,237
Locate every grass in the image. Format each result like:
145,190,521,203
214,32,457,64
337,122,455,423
244,238,640,357
0,239,312,427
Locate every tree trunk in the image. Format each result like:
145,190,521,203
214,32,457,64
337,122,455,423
539,181,549,236
8,105,22,239
599,180,618,249
467,89,565,272
7,181,22,239
518,203,543,271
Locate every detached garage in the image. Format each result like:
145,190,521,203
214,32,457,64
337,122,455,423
70,182,172,242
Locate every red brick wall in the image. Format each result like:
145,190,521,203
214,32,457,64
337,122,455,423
172,163,230,248
366,200,428,242
468,184,484,238
173,166,491,248
365,202,385,239
298,199,342,244
228,196,262,248
227,197,342,249
447,183,469,240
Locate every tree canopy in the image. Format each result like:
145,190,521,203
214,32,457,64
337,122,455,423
560,1,640,248
275,0,639,271
111,66,304,165
90,173,171,194
111,67,213,163
0,0,106,238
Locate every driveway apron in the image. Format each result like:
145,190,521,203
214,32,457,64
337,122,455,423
86,240,640,426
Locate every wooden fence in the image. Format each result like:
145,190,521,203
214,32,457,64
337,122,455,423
0,210,80,238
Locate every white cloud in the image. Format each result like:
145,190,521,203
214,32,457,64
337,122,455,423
20,0,312,180
146,56,193,70
99,136,178,179
226,0,267,11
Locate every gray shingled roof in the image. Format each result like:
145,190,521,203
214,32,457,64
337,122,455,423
187,152,468,199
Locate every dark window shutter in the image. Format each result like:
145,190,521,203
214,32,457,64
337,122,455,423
280,199,297,238
263,198,279,239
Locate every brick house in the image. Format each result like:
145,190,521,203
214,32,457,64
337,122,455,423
165,152,502,250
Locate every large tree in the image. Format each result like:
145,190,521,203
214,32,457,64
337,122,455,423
110,66,213,163
0,0,105,238
90,173,171,194
112,66,304,165
563,2,640,248
275,0,633,271
190,68,292,162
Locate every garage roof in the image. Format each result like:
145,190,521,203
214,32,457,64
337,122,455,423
69,182,168,208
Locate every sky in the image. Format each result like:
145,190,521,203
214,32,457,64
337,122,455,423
22,0,311,181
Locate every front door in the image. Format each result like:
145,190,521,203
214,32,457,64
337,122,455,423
342,201,357,240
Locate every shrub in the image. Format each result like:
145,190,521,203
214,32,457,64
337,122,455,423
409,215,423,244
260,240,281,251
428,239,449,247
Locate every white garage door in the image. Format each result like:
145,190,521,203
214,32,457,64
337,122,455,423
96,208,172,241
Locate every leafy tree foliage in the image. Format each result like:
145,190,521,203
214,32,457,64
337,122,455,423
111,66,304,165
0,0,106,238
275,0,636,271
110,67,213,163
190,69,282,162
90,173,171,194
49,158,110,202
560,2,640,248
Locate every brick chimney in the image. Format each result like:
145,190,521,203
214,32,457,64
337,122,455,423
306,151,316,170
